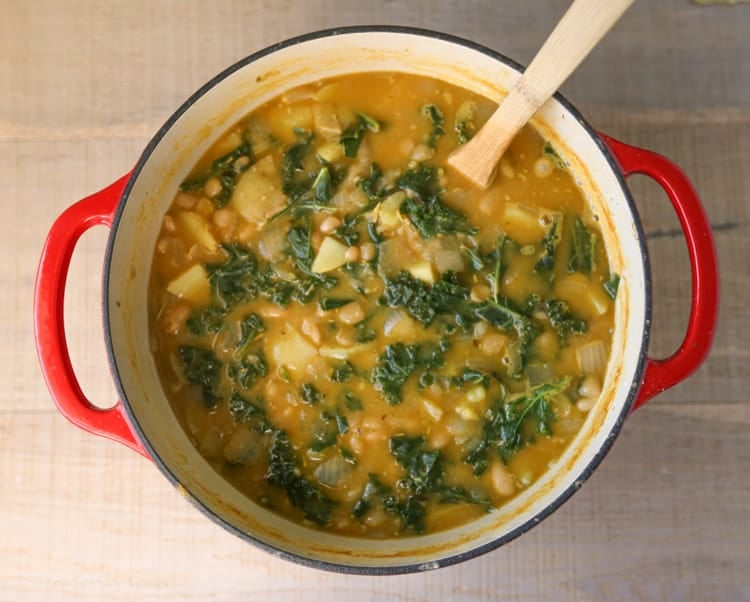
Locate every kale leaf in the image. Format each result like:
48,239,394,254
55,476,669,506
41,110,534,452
178,346,222,408
545,299,587,344
205,243,260,308
396,166,476,239
604,273,620,299
281,129,314,200
474,298,539,376
371,342,444,405
535,214,563,274
266,431,336,525
568,217,596,274
236,313,265,356
340,113,381,158
389,435,443,495
228,351,267,390
421,104,445,148
379,271,472,328
465,377,570,474
228,392,272,431
186,306,227,336
330,361,355,383
180,141,253,207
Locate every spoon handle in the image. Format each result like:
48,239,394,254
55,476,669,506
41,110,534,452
448,0,635,188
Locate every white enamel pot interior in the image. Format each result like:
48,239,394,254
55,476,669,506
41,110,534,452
104,27,648,573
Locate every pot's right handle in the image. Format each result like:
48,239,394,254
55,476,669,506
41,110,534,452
599,134,719,411
34,173,148,456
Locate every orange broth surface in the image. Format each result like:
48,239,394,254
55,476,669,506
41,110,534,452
148,72,617,537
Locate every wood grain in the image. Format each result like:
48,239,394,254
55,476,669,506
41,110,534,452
1,0,748,600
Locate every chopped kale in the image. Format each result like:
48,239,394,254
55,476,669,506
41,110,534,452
180,141,253,207
330,361,355,383
535,214,563,274
438,486,491,508
389,435,443,495
397,166,476,238
465,378,570,473
371,342,444,405
568,217,596,274
178,346,222,408
236,313,265,356
319,297,353,311
333,214,361,246
545,299,587,344
359,163,389,202
488,235,507,303
421,104,445,148
286,215,338,290
334,412,349,436
339,448,357,465
379,271,472,328
228,351,267,389
342,391,363,411
380,271,435,326
266,430,335,525
281,129,314,200
351,473,427,534
543,141,566,169
300,383,323,405
604,273,620,299
354,320,376,343
313,165,332,204
205,243,261,308
474,298,539,376
186,306,227,336
397,165,439,199
228,392,271,431
340,113,381,158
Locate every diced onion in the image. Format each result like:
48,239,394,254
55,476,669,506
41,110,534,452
576,340,607,375
526,363,557,387
223,427,264,465
383,310,406,336
446,415,477,445
314,454,352,488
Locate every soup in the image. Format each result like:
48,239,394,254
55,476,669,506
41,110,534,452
148,72,618,537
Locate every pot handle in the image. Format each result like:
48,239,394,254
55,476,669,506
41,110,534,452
34,173,148,456
599,134,719,411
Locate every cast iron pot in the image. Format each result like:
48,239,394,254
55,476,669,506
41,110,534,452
34,27,719,574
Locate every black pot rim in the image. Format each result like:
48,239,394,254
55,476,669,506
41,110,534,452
103,25,651,576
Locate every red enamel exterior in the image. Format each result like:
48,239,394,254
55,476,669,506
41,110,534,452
33,136,719,449
33,173,147,457
599,134,720,411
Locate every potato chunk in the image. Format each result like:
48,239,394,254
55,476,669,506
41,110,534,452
166,264,210,304
231,155,286,225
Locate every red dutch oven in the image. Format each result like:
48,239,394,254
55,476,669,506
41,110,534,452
33,28,718,573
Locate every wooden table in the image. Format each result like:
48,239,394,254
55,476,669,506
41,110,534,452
2,1,748,600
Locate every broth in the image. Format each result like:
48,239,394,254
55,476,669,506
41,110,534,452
148,72,617,537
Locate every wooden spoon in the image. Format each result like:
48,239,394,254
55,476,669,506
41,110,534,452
447,0,635,189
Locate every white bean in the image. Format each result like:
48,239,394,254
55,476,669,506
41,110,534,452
480,333,507,355
534,157,554,178
319,216,341,234
301,317,322,346
490,460,517,497
579,375,602,399
204,177,222,198
344,246,360,262
338,302,365,325
359,242,376,261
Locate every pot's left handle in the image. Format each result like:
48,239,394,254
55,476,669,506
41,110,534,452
34,173,148,457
